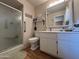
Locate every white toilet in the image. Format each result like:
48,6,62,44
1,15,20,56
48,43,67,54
29,37,39,51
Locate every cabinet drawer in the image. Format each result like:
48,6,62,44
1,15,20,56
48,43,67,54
39,33,57,39
58,33,79,40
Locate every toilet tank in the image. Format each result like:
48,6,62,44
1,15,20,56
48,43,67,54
35,32,40,37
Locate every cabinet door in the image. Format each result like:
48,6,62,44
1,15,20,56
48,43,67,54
58,33,79,59
40,38,57,56
58,40,71,59
58,40,79,59
40,38,48,53
40,33,57,56
47,39,57,56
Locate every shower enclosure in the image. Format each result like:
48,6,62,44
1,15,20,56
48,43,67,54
0,2,22,52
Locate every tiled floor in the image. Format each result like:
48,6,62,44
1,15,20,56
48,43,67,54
25,48,59,59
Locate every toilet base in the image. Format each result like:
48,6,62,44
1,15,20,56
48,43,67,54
31,46,39,51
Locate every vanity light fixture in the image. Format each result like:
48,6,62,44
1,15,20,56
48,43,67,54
48,0,64,8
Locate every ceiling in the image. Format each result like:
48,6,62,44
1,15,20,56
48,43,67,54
27,0,48,7
0,0,23,11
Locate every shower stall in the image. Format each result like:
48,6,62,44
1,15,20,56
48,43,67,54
0,2,23,58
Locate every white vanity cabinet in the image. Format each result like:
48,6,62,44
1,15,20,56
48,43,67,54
38,32,58,56
58,33,79,59
35,32,79,59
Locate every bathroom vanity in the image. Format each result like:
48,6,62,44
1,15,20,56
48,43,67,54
35,0,79,59
35,31,79,59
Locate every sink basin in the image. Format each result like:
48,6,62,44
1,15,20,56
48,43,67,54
38,31,63,32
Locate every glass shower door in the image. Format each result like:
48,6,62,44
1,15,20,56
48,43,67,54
0,2,22,52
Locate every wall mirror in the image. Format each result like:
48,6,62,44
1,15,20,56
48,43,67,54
46,0,66,28
46,0,74,30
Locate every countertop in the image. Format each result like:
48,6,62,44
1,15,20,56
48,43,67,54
35,31,79,34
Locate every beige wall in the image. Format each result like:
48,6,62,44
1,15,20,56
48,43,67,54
35,0,58,16
35,0,62,31
18,0,35,16
18,0,35,48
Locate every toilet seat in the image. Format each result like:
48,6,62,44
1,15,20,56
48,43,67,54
29,37,39,43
